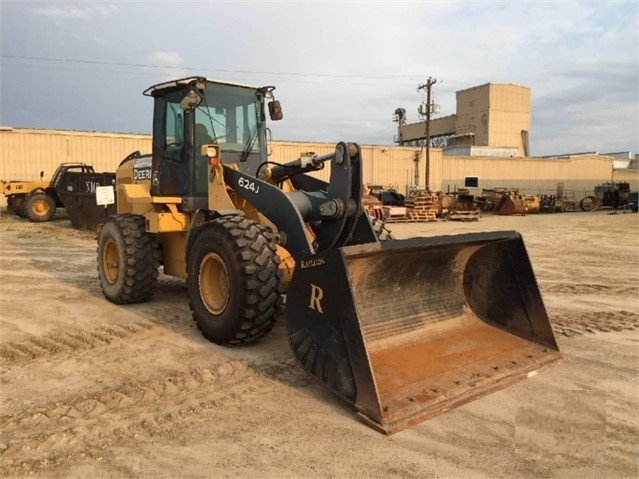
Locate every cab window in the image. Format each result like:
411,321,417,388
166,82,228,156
165,93,184,161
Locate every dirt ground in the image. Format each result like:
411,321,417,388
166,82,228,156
0,208,637,479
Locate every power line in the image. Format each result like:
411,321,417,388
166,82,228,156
1,54,431,81
0,62,431,88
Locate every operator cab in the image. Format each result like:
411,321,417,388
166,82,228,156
143,76,282,211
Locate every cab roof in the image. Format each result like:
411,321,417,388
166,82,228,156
143,76,258,97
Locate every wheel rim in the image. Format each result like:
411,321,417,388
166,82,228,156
32,198,50,217
199,252,230,315
102,237,120,284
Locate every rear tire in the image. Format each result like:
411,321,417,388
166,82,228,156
25,193,56,222
187,216,283,345
7,195,26,217
579,196,600,212
97,214,159,304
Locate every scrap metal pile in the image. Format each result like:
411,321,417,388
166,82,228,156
362,187,482,223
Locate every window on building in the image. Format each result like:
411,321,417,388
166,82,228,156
465,176,479,188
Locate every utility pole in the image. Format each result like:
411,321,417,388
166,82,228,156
417,77,437,191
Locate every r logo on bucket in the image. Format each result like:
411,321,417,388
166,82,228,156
309,284,324,314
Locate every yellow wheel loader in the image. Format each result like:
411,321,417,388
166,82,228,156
97,76,562,434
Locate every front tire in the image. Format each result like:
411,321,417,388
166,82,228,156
97,214,159,304
187,216,283,345
25,193,56,222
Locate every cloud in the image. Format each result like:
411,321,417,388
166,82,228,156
145,51,188,80
2,1,636,156
31,4,119,22
531,59,637,155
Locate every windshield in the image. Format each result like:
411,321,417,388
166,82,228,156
194,82,260,153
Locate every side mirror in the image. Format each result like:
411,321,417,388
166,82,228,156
40,171,44,180
268,100,283,121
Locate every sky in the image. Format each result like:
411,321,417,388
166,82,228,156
1,0,637,157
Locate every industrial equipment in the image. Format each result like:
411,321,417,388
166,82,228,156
366,185,406,206
628,192,638,213
1,178,48,218
361,192,385,221
1,163,98,222
495,191,528,216
97,76,562,434
580,182,631,212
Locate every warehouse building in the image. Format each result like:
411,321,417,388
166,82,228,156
1,126,636,209
0,127,635,197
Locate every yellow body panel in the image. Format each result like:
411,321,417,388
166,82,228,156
145,210,189,233
159,232,188,278
118,183,181,204
1,180,48,196
116,183,183,216
208,164,236,210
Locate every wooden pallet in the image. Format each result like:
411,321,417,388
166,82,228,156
403,192,438,222
384,205,438,223
407,208,437,222
404,196,434,208
385,217,426,224
447,210,481,222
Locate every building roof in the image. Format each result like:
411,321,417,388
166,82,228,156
455,82,530,94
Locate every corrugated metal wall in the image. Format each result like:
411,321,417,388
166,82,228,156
0,129,422,196
436,154,617,197
612,169,639,191
0,127,151,180
270,141,420,192
2,127,632,206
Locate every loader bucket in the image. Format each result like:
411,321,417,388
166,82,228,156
285,231,561,434
496,195,528,215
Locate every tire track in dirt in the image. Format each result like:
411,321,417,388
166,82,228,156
0,361,272,476
540,282,638,296
551,310,639,337
0,242,93,262
0,321,156,366
557,251,637,262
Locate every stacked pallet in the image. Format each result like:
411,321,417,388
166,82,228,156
404,191,437,222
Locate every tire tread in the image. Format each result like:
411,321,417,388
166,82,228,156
188,216,283,345
97,214,159,304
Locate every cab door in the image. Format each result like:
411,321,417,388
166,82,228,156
150,92,188,197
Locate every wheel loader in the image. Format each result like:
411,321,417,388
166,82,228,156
97,76,562,434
